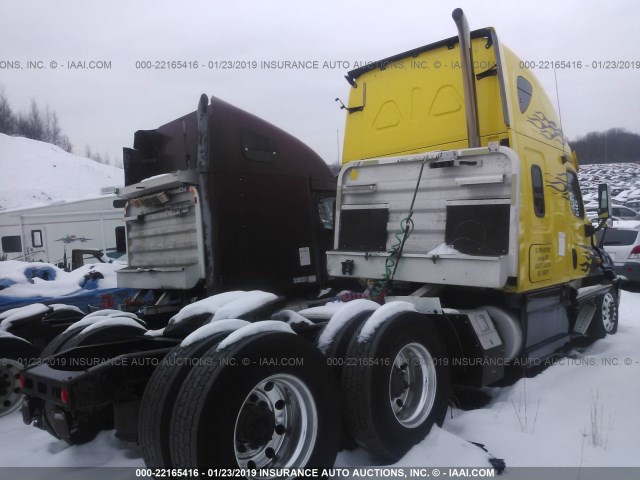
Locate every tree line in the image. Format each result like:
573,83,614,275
0,88,120,167
0,88,73,153
570,128,640,165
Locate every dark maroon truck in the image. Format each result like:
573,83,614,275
117,94,337,312
20,94,339,448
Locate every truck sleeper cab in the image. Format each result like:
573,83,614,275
327,14,618,362
117,95,337,318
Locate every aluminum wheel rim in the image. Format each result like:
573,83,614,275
234,374,318,475
0,359,23,417
602,292,616,333
389,342,437,428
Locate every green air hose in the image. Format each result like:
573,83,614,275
367,215,415,301
367,158,427,302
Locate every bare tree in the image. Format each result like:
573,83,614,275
26,98,45,140
84,145,113,165
43,106,62,146
1,89,73,152
0,88,16,134
59,135,73,153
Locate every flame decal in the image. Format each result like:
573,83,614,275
545,173,569,200
527,111,568,146
576,244,595,273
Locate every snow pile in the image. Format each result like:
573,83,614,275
84,309,125,318
271,310,315,326
357,301,417,342
0,303,50,331
211,291,278,321
0,261,60,289
0,133,123,211
80,317,146,334
180,319,249,347
144,328,165,337
317,299,379,354
427,243,462,256
216,320,294,351
297,301,345,320
49,304,84,314
63,315,109,333
168,291,246,326
64,311,143,333
0,260,120,299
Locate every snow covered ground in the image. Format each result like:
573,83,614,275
0,291,638,477
0,134,123,212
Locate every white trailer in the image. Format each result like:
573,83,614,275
0,193,125,269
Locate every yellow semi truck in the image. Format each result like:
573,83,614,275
328,8,617,358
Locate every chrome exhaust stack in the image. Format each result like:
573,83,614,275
452,8,480,148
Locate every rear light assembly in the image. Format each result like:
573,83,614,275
61,387,69,404
100,294,115,309
628,245,640,260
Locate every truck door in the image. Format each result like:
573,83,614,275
565,167,592,280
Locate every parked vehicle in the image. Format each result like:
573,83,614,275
0,193,126,271
19,9,618,476
597,220,640,287
611,204,640,220
624,199,640,210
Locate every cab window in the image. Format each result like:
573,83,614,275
517,76,533,113
567,170,584,218
531,165,545,217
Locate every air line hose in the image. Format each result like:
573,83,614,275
368,158,427,302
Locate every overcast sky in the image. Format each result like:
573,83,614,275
1,0,639,167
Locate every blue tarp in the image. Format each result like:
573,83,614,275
0,287,142,314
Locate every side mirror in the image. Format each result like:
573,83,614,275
584,223,596,237
598,184,612,219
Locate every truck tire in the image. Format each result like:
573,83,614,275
589,290,619,339
169,332,341,474
0,337,38,417
341,311,450,460
139,332,236,469
317,311,371,375
315,309,372,450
